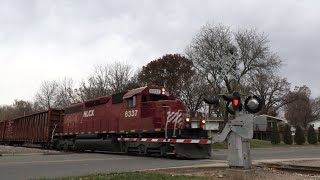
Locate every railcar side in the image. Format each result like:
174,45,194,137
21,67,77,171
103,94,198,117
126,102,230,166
0,109,64,147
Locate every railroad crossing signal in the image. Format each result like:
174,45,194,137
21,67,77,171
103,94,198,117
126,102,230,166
204,93,263,115
204,92,263,169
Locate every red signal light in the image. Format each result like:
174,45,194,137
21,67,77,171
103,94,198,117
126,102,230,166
233,99,239,106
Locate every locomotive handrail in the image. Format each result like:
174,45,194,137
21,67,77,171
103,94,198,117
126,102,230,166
51,124,58,142
161,105,171,139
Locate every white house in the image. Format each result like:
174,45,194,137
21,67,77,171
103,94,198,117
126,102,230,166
191,117,224,138
253,114,287,131
308,120,320,130
191,119,223,131
253,115,288,140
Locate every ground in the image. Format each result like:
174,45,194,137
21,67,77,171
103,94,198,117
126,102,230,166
146,165,320,180
0,144,60,155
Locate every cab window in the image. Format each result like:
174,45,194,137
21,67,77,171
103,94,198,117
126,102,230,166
127,95,136,108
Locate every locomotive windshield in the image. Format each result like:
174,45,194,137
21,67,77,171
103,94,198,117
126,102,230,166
149,94,168,101
141,94,169,102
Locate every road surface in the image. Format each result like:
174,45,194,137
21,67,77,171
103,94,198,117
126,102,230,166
0,147,319,180
212,146,320,160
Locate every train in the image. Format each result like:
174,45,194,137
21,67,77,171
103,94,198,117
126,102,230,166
0,86,211,158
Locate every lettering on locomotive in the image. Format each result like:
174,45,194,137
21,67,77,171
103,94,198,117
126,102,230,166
149,89,161,94
83,110,95,117
124,110,138,117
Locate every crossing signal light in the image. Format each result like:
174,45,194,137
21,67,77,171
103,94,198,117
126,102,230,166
224,92,242,115
232,99,239,106
244,95,263,113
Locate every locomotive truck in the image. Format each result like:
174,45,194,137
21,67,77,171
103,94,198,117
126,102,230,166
0,86,211,158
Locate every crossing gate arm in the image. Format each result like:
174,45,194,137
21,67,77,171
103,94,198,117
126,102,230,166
117,138,211,144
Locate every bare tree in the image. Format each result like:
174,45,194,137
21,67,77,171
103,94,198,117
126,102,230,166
0,105,15,122
34,80,59,109
284,85,313,128
12,99,34,117
107,62,133,93
186,23,282,94
179,71,213,117
126,68,144,90
77,62,133,100
56,78,79,108
311,97,320,120
247,73,291,116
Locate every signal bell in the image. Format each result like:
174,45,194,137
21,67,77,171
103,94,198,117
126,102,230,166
203,96,220,108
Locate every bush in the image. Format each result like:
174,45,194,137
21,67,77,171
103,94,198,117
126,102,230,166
294,126,305,145
271,125,281,144
283,124,293,145
307,126,317,144
318,127,320,142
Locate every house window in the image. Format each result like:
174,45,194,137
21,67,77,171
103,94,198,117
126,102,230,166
127,95,136,108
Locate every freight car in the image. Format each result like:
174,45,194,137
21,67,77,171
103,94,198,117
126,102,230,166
0,109,64,147
0,86,211,158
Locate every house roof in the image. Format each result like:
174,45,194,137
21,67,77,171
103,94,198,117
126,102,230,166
258,114,288,123
308,119,320,124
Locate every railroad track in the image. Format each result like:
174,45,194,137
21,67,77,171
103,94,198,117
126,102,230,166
257,163,320,174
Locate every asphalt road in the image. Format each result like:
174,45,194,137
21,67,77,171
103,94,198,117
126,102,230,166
0,147,319,180
0,153,212,180
212,146,320,160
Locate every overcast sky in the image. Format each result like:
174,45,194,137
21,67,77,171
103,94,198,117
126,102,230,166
0,0,319,105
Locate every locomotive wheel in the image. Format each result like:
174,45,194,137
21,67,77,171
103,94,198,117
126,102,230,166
63,143,70,151
138,144,147,155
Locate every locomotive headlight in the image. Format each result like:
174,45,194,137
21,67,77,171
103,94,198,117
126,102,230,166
201,120,206,124
161,88,166,95
185,117,190,122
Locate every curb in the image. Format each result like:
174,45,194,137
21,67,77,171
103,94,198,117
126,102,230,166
0,153,45,156
0,152,65,156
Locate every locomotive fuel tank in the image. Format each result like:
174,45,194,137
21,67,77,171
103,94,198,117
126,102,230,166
74,138,120,152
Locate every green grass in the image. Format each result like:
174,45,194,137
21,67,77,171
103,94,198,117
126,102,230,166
38,172,206,180
212,139,320,149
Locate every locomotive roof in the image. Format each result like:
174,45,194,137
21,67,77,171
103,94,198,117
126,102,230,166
123,86,148,99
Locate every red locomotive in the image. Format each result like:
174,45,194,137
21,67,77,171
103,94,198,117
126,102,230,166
0,86,211,158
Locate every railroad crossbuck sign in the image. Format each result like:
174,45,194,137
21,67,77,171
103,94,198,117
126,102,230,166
214,46,240,84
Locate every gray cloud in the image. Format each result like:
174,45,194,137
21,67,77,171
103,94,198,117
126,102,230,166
0,0,320,104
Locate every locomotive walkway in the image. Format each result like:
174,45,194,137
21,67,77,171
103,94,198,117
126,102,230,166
0,146,319,180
